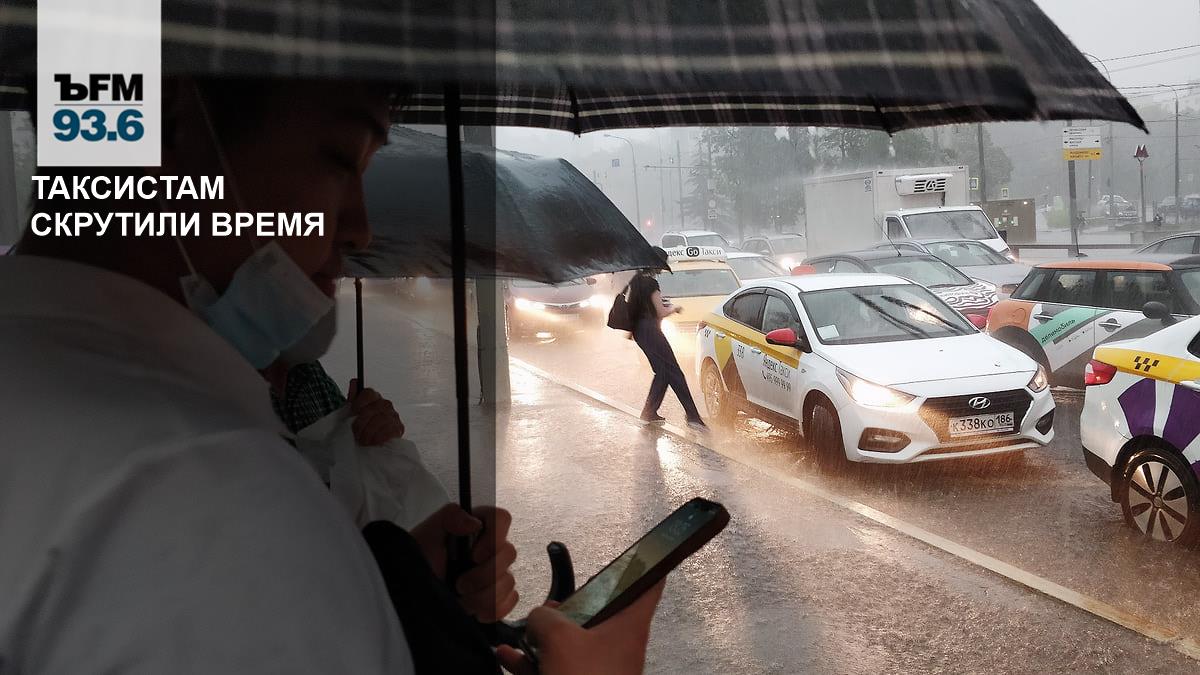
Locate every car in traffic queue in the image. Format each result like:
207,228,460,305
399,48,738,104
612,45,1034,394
871,238,1031,297
1081,311,1200,545
1136,231,1200,256
726,251,786,285
660,230,738,251
986,255,1200,387
803,249,999,323
658,245,743,345
694,274,1054,464
505,277,604,340
739,233,808,271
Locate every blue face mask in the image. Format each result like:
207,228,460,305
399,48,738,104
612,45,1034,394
179,241,336,369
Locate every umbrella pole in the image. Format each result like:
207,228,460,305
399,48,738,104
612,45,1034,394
354,277,364,394
446,85,473,515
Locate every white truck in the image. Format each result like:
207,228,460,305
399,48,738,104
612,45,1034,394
802,166,1010,259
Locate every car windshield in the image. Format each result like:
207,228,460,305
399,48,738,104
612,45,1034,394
769,237,806,253
902,211,996,240
868,257,972,287
800,284,974,345
657,269,741,298
1177,270,1200,307
688,234,731,249
924,241,1009,266
728,256,785,280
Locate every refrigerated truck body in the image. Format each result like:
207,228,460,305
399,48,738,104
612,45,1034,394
803,166,1007,258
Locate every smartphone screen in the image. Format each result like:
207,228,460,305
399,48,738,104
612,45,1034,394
555,498,728,627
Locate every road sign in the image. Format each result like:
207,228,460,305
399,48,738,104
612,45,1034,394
969,177,979,190
1134,144,1150,161
1062,126,1102,149
1000,186,1010,198
1063,148,1102,161
611,158,620,168
706,208,718,220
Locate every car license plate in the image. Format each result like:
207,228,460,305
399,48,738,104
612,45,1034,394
948,411,1014,437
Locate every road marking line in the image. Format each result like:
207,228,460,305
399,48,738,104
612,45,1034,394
511,357,1200,661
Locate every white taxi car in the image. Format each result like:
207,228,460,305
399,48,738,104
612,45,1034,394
658,245,742,346
695,274,1055,464
1080,310,1200,545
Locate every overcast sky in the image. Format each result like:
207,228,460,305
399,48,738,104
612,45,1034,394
495,0,1200,160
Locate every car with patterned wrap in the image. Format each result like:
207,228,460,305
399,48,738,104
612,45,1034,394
695,274,1053,464
802,249,999,322
871,238,1032,297
986,256,1200,388
1081,312,1200,545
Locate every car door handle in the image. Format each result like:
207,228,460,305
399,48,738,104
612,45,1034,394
715,332,727,339
1098,319,1122,331
1181,380,1200,392
750,347,763,355
1033,313,1054,322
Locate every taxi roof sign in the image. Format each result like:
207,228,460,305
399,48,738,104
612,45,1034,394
664,245,727,262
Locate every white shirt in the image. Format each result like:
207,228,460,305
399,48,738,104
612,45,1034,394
0,256,413,674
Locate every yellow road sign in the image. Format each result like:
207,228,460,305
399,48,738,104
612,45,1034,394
1063,148,1102,161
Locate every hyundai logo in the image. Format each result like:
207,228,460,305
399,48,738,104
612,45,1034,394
968,396,991,410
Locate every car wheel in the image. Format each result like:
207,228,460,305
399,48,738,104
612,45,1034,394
1120,446,1200,546
807,402,847,467
700,361,734,424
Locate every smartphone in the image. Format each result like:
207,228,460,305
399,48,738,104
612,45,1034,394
554,497,729,628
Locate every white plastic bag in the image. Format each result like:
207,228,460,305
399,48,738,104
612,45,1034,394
294,406,449,529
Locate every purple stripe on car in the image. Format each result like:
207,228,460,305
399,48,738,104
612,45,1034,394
1118,377,1157,437
1164,386,1200,453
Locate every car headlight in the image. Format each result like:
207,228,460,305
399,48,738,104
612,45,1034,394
589,294,608,310
780,257,795,269
1028,365,1048,392
836,369,914,407
578,298,591,309
514,297,544,311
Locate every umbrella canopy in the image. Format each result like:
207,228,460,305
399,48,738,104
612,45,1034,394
0,0,1142,130
348,128,661,284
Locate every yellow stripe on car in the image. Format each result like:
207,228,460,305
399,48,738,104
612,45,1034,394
1093,346,1200,384
701,314,802,369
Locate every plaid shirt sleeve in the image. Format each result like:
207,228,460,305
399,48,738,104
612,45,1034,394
271,362,349,434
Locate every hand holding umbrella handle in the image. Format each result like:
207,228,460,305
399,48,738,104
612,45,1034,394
483,541,576,649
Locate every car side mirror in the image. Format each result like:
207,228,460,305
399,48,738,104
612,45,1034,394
1142,301,1177,325
766,327,811,353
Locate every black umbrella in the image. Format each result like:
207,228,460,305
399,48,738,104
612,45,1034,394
0,0,1145,555
349,127,660,283
0,1,1142,130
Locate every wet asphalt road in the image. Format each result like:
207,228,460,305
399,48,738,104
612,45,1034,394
329,281,1200,673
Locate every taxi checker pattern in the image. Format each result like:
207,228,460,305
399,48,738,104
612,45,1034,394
1093,344,1200,465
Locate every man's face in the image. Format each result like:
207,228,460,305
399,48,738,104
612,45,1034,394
169,81,389,297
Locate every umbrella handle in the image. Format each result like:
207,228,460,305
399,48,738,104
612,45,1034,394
354,277,364,394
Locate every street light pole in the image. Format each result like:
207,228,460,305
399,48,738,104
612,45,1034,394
605,134,642,229
1083,53,1115,210
1161,84,1182,224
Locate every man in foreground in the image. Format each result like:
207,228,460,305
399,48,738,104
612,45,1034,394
0,78,661,673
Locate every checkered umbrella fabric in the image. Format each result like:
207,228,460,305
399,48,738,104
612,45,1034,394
0,0,1143,131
